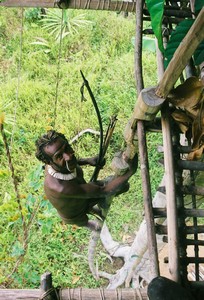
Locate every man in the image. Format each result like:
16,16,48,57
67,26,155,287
147,276,204,300
35,130,138,231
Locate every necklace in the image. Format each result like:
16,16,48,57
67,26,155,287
47,165,77,181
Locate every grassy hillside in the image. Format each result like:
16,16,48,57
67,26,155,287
0,8,163,288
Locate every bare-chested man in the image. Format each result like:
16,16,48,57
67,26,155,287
35,130,138,231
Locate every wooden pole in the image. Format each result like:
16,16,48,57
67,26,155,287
40,272,58,300
135,0,160,279
0,288,148,300
161,104,180,283
0,0,136,12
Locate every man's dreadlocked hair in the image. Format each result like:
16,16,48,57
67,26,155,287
35,130,67,164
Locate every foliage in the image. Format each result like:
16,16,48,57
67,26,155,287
145,0,164,52
164,19,194,68
0,9,162,289
145,0,204,65
195,0,204,12
164,18,204,68
40,9,92,42
24,8,43,23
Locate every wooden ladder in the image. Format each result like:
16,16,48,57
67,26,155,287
149,108,204,287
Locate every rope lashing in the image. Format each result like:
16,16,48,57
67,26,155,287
39,287,60,300
99,287,105,300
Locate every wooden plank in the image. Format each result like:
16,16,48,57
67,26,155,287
0,289,41,300
156,7,204,99
0,0,136,12
0,288,148,300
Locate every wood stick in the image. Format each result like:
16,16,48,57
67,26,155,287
182,185,204,196
177,160,204,171
154,208,204,218
184,208,204,217
181,257,204,264
185,239,204,246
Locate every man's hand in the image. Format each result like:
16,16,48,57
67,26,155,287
88,156,106,167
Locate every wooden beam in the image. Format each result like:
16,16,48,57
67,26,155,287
0,0,136,12
0,0,54,7
0,288,148,300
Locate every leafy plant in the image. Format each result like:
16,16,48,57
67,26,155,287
195,0,204,12
164,18,204,68
145,0,165,52
30,37,51,54
145,0,204,59
24,8,42,23
164,19,194,68
40,9,92,42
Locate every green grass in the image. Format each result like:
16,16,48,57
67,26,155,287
0,8,163,288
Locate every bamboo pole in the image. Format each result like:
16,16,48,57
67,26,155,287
0,288,148,300
135,0,160,279
161,104,180,283
155,31,180,282
0,0,136,12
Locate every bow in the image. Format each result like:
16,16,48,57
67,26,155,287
80,70,104,182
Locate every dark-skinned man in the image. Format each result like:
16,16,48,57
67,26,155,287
148,276,204,300
35,130,138,231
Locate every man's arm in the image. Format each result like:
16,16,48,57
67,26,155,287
60,154,138,199
78,155,106,167
77,157,98,166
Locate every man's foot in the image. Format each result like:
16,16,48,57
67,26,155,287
90,206,105,221
87,220,102,231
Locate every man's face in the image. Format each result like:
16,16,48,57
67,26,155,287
44,137,77,173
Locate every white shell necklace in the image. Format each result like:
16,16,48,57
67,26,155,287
47,165,77,181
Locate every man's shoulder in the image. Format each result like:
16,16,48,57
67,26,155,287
45,173,81,194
